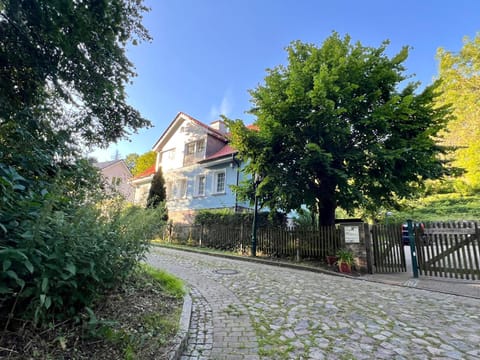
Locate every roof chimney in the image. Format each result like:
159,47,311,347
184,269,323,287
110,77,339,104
210,120,227,134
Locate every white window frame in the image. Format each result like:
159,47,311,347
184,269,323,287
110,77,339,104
174,178,187,198
194,174,206,197
212,169,226,194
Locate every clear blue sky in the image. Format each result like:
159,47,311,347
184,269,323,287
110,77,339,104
91,0,480,161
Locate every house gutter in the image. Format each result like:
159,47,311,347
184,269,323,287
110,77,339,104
232,154,241,213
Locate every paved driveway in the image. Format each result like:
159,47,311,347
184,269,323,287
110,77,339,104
147,247,480,360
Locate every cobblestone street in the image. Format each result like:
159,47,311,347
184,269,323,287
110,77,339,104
147,247,480,360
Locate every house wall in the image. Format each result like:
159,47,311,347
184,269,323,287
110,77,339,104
164,163,243,211
159,118,208,172
101,162,134,201
132,178,152,205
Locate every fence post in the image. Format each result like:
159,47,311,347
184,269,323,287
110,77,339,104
199,224,203,247
295,237,300,262
364,223,374,274
407,220,419,278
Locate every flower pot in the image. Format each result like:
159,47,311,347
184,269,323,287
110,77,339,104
339,262,352,274
326,255,338,266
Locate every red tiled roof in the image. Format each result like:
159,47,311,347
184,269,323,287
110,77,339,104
246,124,259,131
202,144,237,162
133,164,156,179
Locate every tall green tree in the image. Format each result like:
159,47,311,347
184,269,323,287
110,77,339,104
0,0,151,146
436,34,480,190
146,167,168,219
228,33,452,225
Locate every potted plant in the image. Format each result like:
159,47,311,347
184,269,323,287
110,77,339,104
325,249,338,266
336,248,355,273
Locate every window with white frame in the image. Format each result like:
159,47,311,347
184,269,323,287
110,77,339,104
194,174,206,196
160,148,175,163
165,181,173,199
174,178,187,198
213,170,226,194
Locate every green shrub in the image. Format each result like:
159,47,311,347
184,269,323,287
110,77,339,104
0,159,167,327
194,209,286,227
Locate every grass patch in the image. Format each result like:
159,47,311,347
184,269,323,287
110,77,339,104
140,263,185,299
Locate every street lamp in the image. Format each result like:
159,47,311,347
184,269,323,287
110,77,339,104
251,173,261,257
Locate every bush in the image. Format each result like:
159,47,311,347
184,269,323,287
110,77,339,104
0,160,167,327
194,209,286,227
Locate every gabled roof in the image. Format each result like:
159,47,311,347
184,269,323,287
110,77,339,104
200,144,237,163
133,164,156,180
93,159,122,170
152,112,228,152
93,159,132,177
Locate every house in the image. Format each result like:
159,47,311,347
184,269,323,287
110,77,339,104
130,164,156,205
131,112,251,223
93,159,134,201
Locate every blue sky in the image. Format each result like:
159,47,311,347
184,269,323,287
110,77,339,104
91,0,480,161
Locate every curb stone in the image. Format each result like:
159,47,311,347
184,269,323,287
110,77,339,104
168,292,192,360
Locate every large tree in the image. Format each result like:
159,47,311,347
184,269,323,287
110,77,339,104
436,34,480,190
228,33,452,225
0,0,151,146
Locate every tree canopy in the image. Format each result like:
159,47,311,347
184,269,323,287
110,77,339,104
0,0,151,146
126,151,157,176
436,34,480,190
228,33,453,225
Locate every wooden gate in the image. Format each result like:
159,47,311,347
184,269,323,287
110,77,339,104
371,224,407,273
416,221,480,280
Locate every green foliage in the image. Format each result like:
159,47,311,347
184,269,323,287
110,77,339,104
194,209,286,227
336,249,354,266
0,162,167,325
133,151,157,176
0,0,151,146
436,33,480,189
146,167,167,215
0,0,154,327
227,33,453,225
390,193,480,222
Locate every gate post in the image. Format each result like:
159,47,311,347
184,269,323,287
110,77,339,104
407,220,419,278
364,223,374,274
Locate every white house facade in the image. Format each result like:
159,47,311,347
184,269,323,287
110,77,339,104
131,112,251,223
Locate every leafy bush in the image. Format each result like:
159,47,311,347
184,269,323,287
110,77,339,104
0,159,167,327
194,209,286,227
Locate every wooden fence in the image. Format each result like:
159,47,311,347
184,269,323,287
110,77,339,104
417,221,480,280
161,223,342,261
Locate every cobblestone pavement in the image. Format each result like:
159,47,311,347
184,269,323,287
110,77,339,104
147,248,480,360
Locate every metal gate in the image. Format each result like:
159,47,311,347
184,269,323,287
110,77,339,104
371,224,407,273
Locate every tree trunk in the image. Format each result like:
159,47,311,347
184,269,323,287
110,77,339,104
316,179,337,226
318,196,336,226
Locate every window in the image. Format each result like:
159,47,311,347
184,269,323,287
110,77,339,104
176,179,187,198
185,142,195,155
213,170,226,194
184,139,206,166
161,149,175,163
195,175,206,196
196,139,205,153
165,181,173,199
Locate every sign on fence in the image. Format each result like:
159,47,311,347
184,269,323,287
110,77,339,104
344,226,360,243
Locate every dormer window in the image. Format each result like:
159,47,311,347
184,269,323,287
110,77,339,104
184,139,206,166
